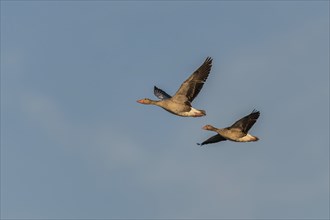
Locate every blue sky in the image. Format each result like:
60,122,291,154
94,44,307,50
1,1,329,219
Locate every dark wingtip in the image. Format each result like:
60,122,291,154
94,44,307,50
252,109,260,114
197,143,202,146
154,86,161,93
205,56,213,64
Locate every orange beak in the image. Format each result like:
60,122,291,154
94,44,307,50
137,99,144,104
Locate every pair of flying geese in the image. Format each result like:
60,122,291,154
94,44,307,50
137,57,260,145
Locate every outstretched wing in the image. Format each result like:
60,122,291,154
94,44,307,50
230,109,260,133
154,86,171,100
197,134,227,146
173,57,212,103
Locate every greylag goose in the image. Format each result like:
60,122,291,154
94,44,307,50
137,57,213,117
198,110,260,145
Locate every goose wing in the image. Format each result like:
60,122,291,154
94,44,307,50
230,110,260,133
197,134,226,146
172,57,212,104
154,86,171,100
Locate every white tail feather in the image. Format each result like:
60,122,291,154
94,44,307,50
181,107,206,117
237,134,259,142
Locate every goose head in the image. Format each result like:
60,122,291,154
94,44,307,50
202,125,217,131
137,98,154,105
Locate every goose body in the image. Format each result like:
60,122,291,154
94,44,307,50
137,57,212,117
198,110,260,145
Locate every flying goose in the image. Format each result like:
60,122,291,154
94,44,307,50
137,57,213,117
198,110,260,145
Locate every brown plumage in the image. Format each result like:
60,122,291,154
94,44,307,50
198,110,260,145
137,57,213,117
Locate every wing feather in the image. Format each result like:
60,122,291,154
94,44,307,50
153,86,171,100
173,57,212,103
230,110,260,133
197,134,227,146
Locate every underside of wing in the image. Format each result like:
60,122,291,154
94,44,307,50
230,109,260,133
197,134,227,146
173,57,212,103
154,86,172,100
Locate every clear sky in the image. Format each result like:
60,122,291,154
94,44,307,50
1,1,329,219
